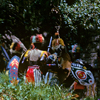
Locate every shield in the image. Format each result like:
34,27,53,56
6,55,20,83
71,66,94,86
1,46,10,62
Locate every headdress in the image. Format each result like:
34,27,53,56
30,34,44,43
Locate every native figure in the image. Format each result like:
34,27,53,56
46,33,71,83
50,26,71,75
18,34,49,84
41,26,72,85
1,32,27,84
42,27,95,98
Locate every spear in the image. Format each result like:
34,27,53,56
47,36,52,52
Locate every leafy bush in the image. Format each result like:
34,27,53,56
59,0,100,48
0,72,99,100
60,0,100,30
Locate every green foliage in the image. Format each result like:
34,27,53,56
60,0,100,30
0,73,72,100
0,73,99,100
0,0,60,36
0,72,9,84
59,0,100,48
0,0,61,49
0,0,100,50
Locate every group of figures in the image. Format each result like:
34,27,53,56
0,31,96,99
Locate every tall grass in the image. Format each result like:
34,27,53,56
0,72,99,100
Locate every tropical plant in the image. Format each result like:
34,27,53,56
59,0,100,48
0,0,100,49
0,72,99,100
